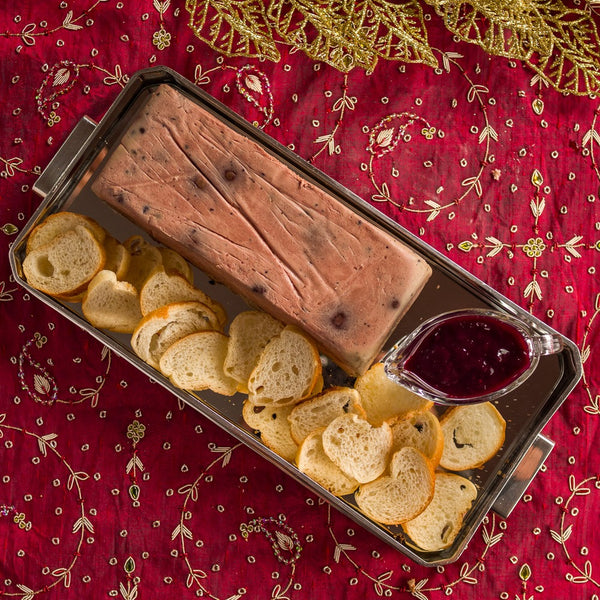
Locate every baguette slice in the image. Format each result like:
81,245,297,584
390,410,444,468
139,267,226,328
296,429,359,496
122,235,164,291
159,246,194,284
354,362,433,426
103,235,131,280
58,234,130,304
288,386,366,445
402,473,478,551
247,326,322,407
81,270,143,333
224,310,285,391
131,301,221,369
439,402,506,471
159,331,238,395
25,211,106,253
242,401,298,462
310,373,325,396
321,413,392,484
354,447,435,525
23,225,106,297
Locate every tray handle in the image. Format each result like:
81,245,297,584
33,116,98,199
492,433,555,518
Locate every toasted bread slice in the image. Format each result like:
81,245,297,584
247,326,322,407
139,267,226,328
224,310,285,391
103,235,131,280
122,235,163,291
131,301,221,369
310,373,325,396
296,429,359,496
158,246,194,283
402,472,478,551
355,447,435,525
390,410,444,468
242,401,298,462
354,362,433,425
288,386,366,445
439,402,506,471
81,270,142,333
321,413,392,484
25,211,106,253
52,233,129,304
23,225,106,297
159,331,237,395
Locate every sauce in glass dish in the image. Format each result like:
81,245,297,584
402,313,531,399
383,308,563,405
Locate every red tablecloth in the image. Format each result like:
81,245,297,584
1,2,598,599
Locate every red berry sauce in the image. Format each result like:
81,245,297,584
402,314,531,399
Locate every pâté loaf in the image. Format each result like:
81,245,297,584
91,84,432,376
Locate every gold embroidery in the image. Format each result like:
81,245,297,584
185,0,281,61
185,0,600,95
185,0,435,74
428,0,600,95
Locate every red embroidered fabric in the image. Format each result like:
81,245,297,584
0,3,598,599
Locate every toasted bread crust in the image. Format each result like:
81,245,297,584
439,403,506,471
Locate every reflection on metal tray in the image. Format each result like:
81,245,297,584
8,66,582,566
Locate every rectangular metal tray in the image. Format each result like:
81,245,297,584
8,66,582,566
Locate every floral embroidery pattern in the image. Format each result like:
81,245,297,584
153,0,172,50
126,418,146,506
550,475,600,587
456,168,598,310
522,237,546,258
0,504,31,530
311,74,355,162
0,414,93,596
364,51,496,220
17,331,112,406
152,27,171,50
18,333,58,406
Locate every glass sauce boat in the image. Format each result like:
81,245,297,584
382,308,563,406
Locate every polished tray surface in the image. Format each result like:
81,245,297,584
9,66,582,566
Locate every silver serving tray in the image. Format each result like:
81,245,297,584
8,66,582,566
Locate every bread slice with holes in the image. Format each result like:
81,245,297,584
354,447,435,525
159,331,238,395
139,267,226,328
288,386,366,445
23,225,106,298
122,235,164,291
354,362,433,426
81,270,143,333
25,211,106,253
224,310,285,392
247,326,322,407
439,402,506,471
131,301,221,369
402,472,478,551
59,234,131,304
242,400,298,461
321,413,392,484
296,429,359,496
390,410,444,468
